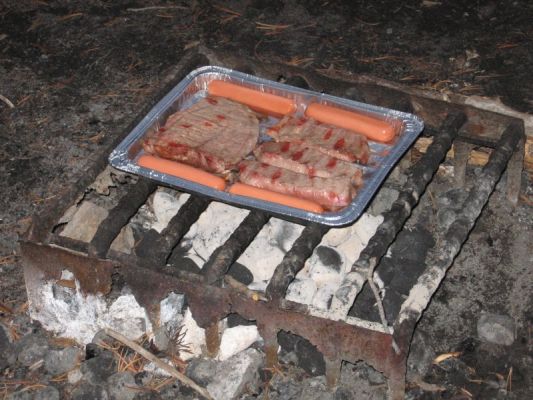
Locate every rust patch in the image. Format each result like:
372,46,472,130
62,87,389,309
20,241,113,294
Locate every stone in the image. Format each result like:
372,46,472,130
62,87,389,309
308,256,342,287
60,201,108,242
298,376,334,400
80,350,117,385
311,283,336,310
180,308,206,361
238,236,285,282
7,386,60,400
134,371,154,387
71,382,109,400
315,246,342,271
31,279,152,344
207,348,263,400
407,330,436,380
218,325,261,361
286,278,316,305
152,326,170,352
16,334,49,367
369,187,399,215
477,313,516,346
352,213,384,246
133,392,163,400
44,346,81,376
0,323,12,371
68,367,83,384
107,372,138,400
182,202,249,261
185,357,218,386
295,338,325,376
110,225,135,254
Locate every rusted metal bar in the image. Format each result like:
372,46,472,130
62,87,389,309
88,178,157,258
134,196,210,264
202,211,270,284
330,111,467,318
397,120,524,330
265,223,329,301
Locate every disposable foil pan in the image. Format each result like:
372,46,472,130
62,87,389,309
109,66,424,226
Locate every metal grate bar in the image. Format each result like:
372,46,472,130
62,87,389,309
202,211,270,284
88,178,157,258
135,195,210,265
329,111,467,319
266,223,329,301
397,120,524,328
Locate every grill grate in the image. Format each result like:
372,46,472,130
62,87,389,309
20,49,525,400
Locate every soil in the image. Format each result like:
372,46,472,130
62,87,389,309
1,0,532,399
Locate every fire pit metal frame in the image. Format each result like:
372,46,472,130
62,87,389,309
20,49,525,400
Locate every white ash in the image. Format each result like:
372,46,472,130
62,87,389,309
181,202,249,265
217,325,262,361
151,190,189,233
286,278,317,305
29,270,152,345
238,218,304,283
290,213,383,309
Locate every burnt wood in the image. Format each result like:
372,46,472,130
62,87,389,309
134,195,210,265
266,223,329,301
202,210,270,284
88,178,157,258
332,111,467,315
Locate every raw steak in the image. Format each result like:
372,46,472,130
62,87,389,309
254,141,363,186
143,97,259,174
267,116,369,163
238,160,356,209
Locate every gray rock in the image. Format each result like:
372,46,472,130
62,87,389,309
370,187,399,215
44,346,81,376
16,335,49,367
0,323,12,371
207,348,263,400
298,376,334,400
407,330,436,380
186,357,218,386
71,382,109,400
7,386,60,400
107,372,138,400
80,350,117,385
477,313,516,346
152,326,170,352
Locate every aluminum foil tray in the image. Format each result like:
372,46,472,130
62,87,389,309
109,66,424,226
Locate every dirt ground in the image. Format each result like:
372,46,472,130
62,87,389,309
1,0,532,399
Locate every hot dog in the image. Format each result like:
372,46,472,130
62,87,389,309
229,183,324,214
138,155,226,191
305,103,398,143
208,80,296,117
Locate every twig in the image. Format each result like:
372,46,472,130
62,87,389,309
127,6,186,12
366,259,395,347
102,328,213,400
0,94,15,108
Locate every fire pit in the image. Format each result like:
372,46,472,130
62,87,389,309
19,49,525,400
